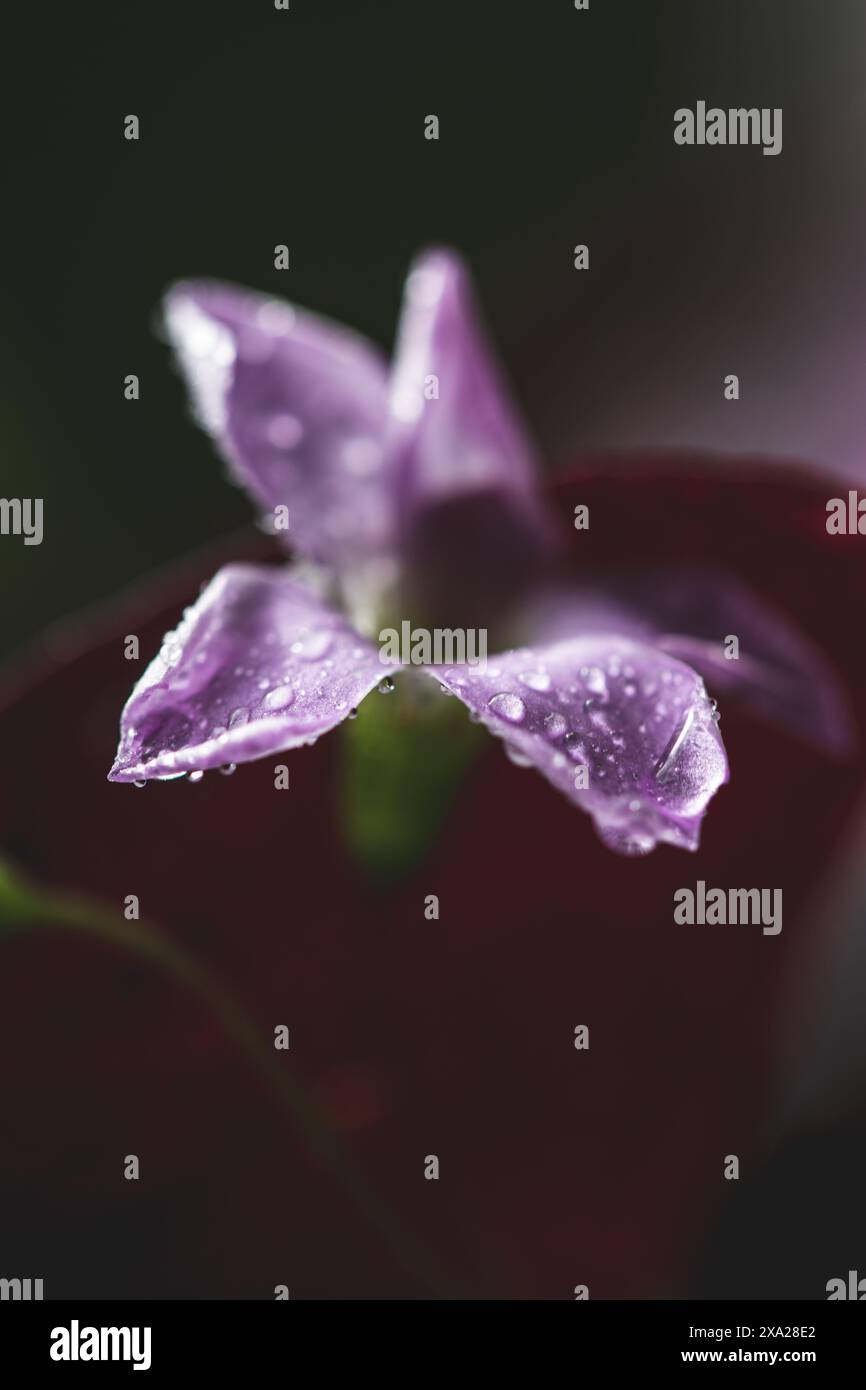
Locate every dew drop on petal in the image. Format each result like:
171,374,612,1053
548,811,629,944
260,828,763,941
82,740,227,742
219,763,237,776
378,676,395,694
543,712,567,738
133,780,147,789
348,707,359,719
188,770,204,783
263,684,296,712
584,666,608,697
228,707,249,728
519,670,551,692
300,630,333,661
505,743,533,768
488,692,526,723
599,826,655,856
265,412,304,450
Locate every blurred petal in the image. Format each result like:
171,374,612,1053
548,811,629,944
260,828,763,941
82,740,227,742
388,248,557,557
644,571,857,757
164,281,394,574
109,564,393,783
521,571,856,757
430,635,728,854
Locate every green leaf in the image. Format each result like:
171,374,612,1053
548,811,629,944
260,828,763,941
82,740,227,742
338,677,486,884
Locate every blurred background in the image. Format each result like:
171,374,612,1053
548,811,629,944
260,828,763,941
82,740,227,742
3,0,866,663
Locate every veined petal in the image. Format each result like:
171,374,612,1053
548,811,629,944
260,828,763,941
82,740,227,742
108,565,394,783
428,635,729,854
388,248,556,551
163,281,394,574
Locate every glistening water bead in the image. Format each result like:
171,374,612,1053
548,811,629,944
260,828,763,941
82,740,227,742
378,676,395,694
487,692,526,722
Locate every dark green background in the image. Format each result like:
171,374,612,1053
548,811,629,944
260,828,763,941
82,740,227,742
2,0,863,660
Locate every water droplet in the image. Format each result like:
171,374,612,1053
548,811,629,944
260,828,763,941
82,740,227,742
654,707,695,781
291,631,332,661
263,684,296,711
228,707,249,728
266,412,304,449
378,676,395,694
563,732,588,762
439,683,453,696
348,707,359,719
188,770,204,783
133,780,147,789
219,763,237,776
488,692,526,723
519,670,550,692
160,642,182,668
256,299,296,335
505,743,533,768
585,701,613,735
544,712,567,738
623,682,637,697
584,666,607,697
600,825,655,856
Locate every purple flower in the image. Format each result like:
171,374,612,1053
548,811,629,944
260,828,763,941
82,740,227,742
109,250,850,854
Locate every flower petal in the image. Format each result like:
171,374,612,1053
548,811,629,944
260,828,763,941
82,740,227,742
108,564,394,783
632,570,856,756
520,571,856,757
163,281,393,573
388,248,556,552
429,635,729,854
